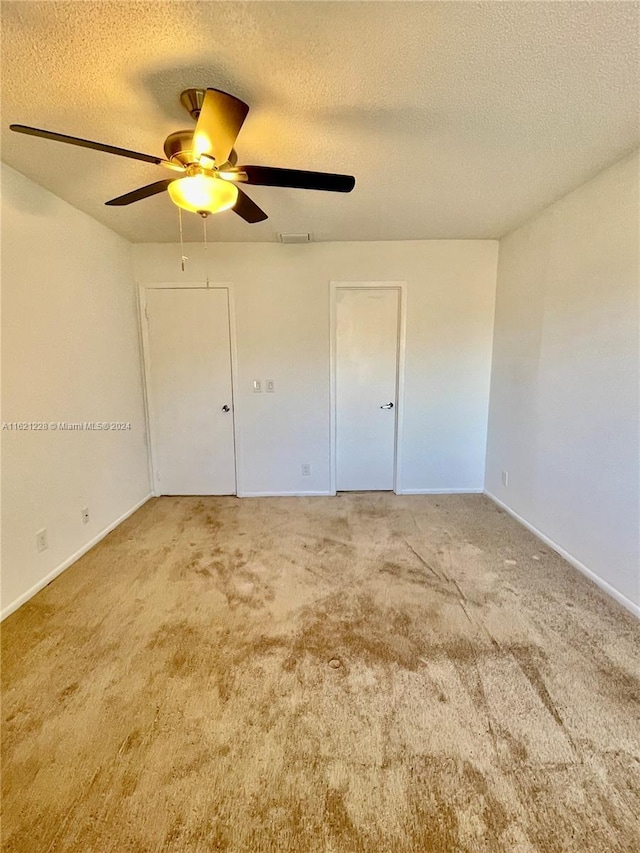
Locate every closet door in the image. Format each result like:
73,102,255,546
335,287,400,491
144,288,236,495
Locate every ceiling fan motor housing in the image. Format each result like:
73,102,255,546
163,129,238,170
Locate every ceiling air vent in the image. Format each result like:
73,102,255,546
277,232,312,244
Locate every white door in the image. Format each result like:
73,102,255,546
144,288,236,495
335,288,399,491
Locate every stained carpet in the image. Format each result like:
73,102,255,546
2,494,639,852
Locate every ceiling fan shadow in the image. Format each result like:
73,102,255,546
137,64,252,126
309,104,444,140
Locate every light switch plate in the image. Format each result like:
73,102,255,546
36,528,48,552
266,379,275,393
253,380,262,393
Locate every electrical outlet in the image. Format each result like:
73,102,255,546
501,470,509,487
265,379,275,393
301,463,312,477
81,507,90,524
253,380,262,393
36,528,48,552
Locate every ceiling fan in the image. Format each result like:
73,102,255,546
10,87,356,223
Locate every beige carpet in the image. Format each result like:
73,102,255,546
2,493,639,852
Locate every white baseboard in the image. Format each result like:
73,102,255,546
238,489,484,498
1,493,153,621
397,488,484,495
484,491,639,620
237,491,332,498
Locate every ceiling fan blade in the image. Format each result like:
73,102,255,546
9,125,183,171
232,187,268,223
105,179,174,206
242,165,355,193
192,88,249,166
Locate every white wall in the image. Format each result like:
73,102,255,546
486,150,640,613
133,240,498,497
1,164,151,618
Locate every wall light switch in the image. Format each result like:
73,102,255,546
501,470,509,487
265,379,275,393
253,380,262,393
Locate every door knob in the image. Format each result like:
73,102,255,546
380,402,394,409
222,405,230,413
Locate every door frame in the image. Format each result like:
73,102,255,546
137,282,241,497
329,281,407,495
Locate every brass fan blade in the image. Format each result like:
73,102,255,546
105,179,174,206
232,187,268,223
10,125,183,171
192,88,249,167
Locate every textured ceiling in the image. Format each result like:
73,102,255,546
1,1,638,243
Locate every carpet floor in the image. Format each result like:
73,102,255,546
1,493,639,852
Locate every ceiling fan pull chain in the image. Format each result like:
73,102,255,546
202,215,212,288
178,206,187,272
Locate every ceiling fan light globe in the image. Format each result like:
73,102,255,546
168,173,238,214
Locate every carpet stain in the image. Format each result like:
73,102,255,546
2,493,639,852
